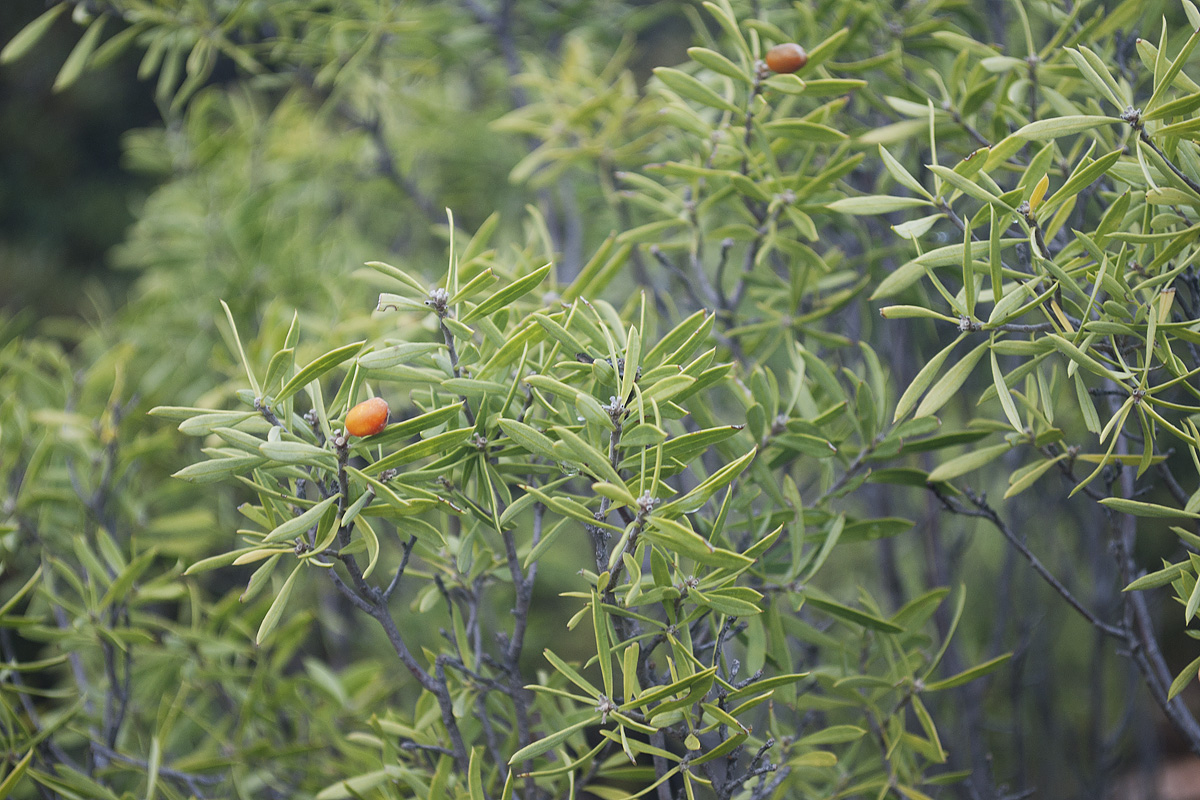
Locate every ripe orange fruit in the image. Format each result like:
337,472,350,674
765,43,807,74
345,397,389,437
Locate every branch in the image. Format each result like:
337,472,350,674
930,485,1123,638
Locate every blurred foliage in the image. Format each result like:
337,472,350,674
5,0,1200,799
0,0,158,316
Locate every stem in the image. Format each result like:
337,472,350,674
931,485,1122,638
440,315,478,426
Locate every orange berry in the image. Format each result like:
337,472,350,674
765,43,807,74
345,397,389,437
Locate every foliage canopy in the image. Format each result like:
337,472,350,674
6,0,1200,798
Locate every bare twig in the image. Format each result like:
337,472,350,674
930,485,1123,638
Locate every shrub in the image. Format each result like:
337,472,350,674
5,0,1200,798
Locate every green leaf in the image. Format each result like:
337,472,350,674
553,427,624,487
524,374,583,402
763,119,848,142
1098,498,1200,518
499,419,558,459
700,1,750,59
533,312,588,357
658,448,755,515
365,260,427,294
926,442,1011,483
1,4,68,63
316,771,392,800
1042,150,1122,212
1046,334,1133,381
911,695,946,762
257,562,302,644
927,165,1014,212
640,374,695,404
923,653,1013,691
356,343,442,370
543,647,601,698
461,263,552,323
804,595,904,632
1124,561,1188,591
691,586,764,616
879,145,931,198
370,427,474,472
53,15,107,92
1167,653,1200,700
508,716,599,765
1064,48,1124,109
1013,115,1117,140
368,404,464,448
644,516,751,568
794,726,866,747
263,495,340,543
1147,28,1200,114
914,340,989,418
687,47,750,84
259,440,336,468
894,334,965,421
172,455,266,483
468,749,485,800
1004,455,1065,499
990,349,1023,432
826,196,931,214
622,326,641,403
593,591,613,697
98,549,157,611
220,300,261,398
792,750,838,767
653,66,740,112
277,341,366,404
449,269,497,306
0,748,33,797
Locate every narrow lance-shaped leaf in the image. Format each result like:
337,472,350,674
826,195,932,214
894,334,965,421
963,218,976,318
1,4,68,63
1168,653,1200,701
257,562,303,644
369,427,474,472
804,595,904,632
1064,47,1124,109
498,419,557,459
990,348,1023,431
468,749,485,800
1098,497,1200,518
1013,115,1117,140
461,263,553,323
277,341,366,404
1146,28,1200,113
593,591,613,698
53,15,107,92
687,46,750,84
923,653,1014,691
0,749,33,797
926,442,1012,483
221,300,261,398
653,66,740,113
263,495,340,543
508,716,599,765
880,144,931,198
915,339,989,419
1124,561,1188,592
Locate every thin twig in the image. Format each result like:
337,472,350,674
930,485,1123,638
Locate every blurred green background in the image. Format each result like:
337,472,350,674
0,0,158,317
